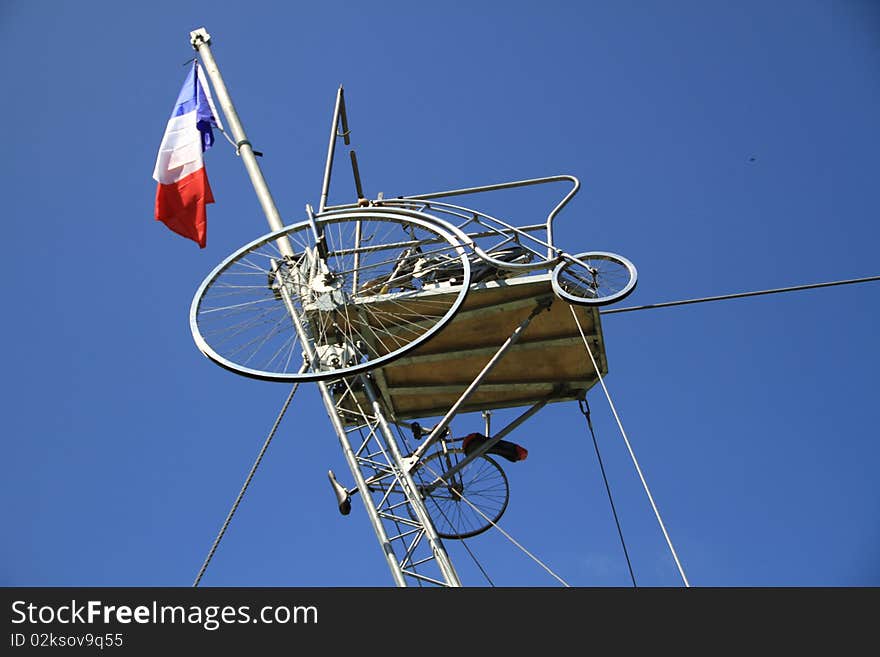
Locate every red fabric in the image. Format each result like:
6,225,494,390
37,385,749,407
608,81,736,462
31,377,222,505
462,433,482,452
462,432,528,462
154,167,214,248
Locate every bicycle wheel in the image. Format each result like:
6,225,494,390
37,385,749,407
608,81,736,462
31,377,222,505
190,210,471,382
411,448,509,539
551,251,638,306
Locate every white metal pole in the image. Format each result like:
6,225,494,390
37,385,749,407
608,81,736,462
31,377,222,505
189,28,287,237
188,27,408,583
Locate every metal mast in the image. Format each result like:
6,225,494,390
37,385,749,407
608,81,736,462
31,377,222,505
189,27,461,587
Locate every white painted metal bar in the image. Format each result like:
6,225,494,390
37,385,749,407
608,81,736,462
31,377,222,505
329,175,579,259
408,299,551,467
190,29,289,243
420,396,551,496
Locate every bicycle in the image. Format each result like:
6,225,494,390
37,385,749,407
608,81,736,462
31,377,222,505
191,202,637,385
407,424,514,540
353,214,638,308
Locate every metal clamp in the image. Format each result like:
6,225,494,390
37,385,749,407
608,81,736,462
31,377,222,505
235,139,263,157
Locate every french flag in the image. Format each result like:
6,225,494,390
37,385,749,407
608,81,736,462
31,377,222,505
152,61,222,248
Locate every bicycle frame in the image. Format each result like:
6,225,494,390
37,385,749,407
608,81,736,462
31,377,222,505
325,175,580,263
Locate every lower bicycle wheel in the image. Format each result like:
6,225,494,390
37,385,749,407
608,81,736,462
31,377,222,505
190,210,471,382
551,251,638,306
410,448,509,539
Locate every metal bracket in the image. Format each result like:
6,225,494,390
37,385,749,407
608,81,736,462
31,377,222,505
235,139,263,157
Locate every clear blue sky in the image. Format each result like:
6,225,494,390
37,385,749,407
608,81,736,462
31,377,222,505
2,0,878,587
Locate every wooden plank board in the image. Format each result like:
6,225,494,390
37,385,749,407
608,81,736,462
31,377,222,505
335,273,608,423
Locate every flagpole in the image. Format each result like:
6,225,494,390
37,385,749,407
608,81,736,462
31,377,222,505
185,26,414,584
189,28,288,240
185,28,463,587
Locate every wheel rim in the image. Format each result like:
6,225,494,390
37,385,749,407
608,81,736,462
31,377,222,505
190,210,472,382
411,448,510,539
551,251,637,306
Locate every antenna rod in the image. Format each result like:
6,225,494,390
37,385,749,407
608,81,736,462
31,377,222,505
350,150,365,201
189,28,286,236
338,89,351,146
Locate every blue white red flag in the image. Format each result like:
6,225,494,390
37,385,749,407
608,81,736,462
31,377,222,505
152,62,223,248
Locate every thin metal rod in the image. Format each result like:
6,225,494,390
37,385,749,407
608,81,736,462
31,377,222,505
409,300,550,466
424,397,550,495
325,176,580,260
189,28,287,237
579,399,637,588
399,175,578,259
304,203,327,260
193,373,304,587
352,219,362,293
350,150,365,200
319,86,345,213
571,306,690,587
601,275,880,315
338,89,351,145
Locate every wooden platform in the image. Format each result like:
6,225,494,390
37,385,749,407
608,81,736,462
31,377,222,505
338,273,607,423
